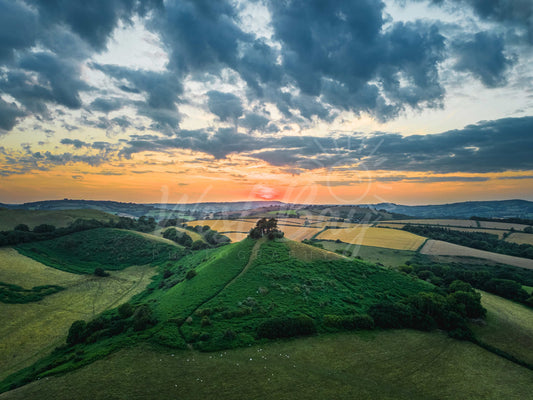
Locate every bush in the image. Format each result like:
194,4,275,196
33,224,56,233
66,320,87,345
186,269,197,280
94,267,109,277
14,224,30,232
257,315,316,339
118,303,134,319
133,304,156,331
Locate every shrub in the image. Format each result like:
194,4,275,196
66,320,87,345
200,316,211,327
33,224,56,233
94,267,109,277
118,303,134,319
257,315,316,339
186,269,197,280
133,304,156,331
14,224,30,232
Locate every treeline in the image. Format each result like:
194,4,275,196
254,280,486,342
0,282,64,304
404,257,533,308
402,224,533,259
0,216,157,247
162,225,230,249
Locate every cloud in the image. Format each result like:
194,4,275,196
0,0,38,62
118,116,533,174
90,97,125,113
60,138,89,149
0,98,26,131
28,0,163,51
207,91,243,121
426,0,533,43
452,32,515,87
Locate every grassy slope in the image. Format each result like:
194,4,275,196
317,240,416,268
2,330,531,400
470,291,533,365
179,239,433,350
0,209,118,231
15,228,181,274
0,250,156,380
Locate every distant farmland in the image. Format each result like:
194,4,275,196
316,227,425,250
420,239,533,269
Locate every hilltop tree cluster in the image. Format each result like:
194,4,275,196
249,218,284,240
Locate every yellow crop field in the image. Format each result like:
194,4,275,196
316,227,426,250
420,240,533,270
0,209,118,231
220,232,249,242
505,232,533,246
0,251,156,380
279,225,322,241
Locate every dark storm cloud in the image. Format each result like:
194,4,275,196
0,0,527,136
239,113,270,132
452,32,515,87
0,0,38,62
0,99,26,131
266,0,446,121
27,0,163,51
426,0,533,42
90,97,125,113
207,91,243,121
119,116,533,174
18,52,90,110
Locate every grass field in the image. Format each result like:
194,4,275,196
478,221,530,230
15,228,181,274
218,232,248,242
0,209,118,231
0,250,156,380
2,330,532,400
420,239,533,269
506,232,533,246
316,227,426,251
470,291,533,365
316,241,416,268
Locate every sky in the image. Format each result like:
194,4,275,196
0,0,532,205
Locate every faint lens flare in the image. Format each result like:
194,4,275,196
252,184,279,200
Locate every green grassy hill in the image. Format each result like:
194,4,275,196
15,228,183,274
1,234,531,397
0,209,118,231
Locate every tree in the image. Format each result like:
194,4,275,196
248,218,283,239
33,224,55,233
14,224,29,232
67,320,87,345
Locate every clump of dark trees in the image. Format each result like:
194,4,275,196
249,218,284,240
0,282,64,304
405,256,533,308
162,225,229,249
0,216,157,247
402,224,533,259
66,303,156,346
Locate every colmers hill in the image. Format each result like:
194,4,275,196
0,210,532,399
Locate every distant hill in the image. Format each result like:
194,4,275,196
0,209,118,231
367,199,533,219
